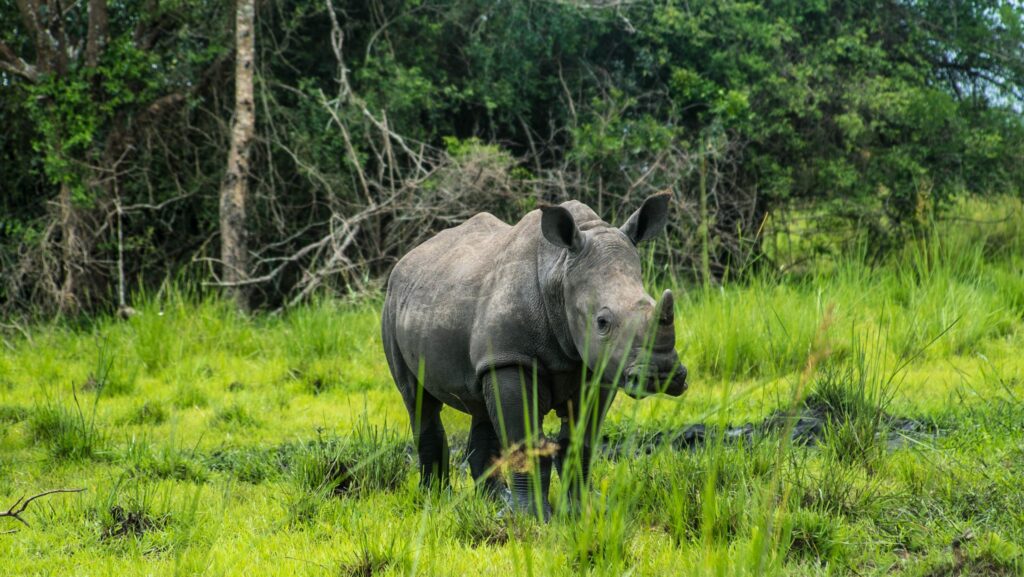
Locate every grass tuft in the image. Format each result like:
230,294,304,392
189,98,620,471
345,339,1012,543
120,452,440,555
290,425,410,497
122,438,207,483
561,462,637,571
29,394,107,461
120,402,169,426
205,446,284,484
100,503,166,540
338,537,409,577
172,384,209,409
0,404,29,424
210,404,259,428
918,532,1021,577
450,498,510,547
783,509,843,564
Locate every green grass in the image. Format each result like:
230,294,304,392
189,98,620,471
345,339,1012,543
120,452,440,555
1,197,1023,576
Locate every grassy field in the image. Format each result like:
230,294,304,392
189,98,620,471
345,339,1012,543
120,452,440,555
2,197,1023,576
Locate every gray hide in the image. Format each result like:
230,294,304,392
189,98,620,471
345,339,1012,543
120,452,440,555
381,193,687,518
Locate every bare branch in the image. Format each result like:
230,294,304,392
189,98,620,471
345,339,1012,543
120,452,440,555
202,202,385,288
117,191,195,213
317,89,372,205
0,40,39,82
1,488,85,532
324,0,350,101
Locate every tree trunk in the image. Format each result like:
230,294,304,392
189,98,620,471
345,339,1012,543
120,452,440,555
698,139,711,289
219,0,255,311
57,181,80,313
85,0,109,68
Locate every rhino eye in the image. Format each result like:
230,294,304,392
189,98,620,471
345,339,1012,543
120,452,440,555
595,311,613,335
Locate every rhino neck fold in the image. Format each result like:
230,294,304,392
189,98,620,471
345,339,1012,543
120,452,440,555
537,246,581,366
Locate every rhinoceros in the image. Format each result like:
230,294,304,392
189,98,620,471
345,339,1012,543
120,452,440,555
381,193,688,518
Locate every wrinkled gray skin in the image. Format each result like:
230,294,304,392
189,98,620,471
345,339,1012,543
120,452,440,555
382,193,688,519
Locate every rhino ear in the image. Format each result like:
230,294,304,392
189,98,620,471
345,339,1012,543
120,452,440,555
540,205,582,252
620,192,671,245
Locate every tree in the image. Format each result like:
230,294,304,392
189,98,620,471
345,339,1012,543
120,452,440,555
219,0,256,311
0,0,224,313
0,0,113,311
2,0,1022,311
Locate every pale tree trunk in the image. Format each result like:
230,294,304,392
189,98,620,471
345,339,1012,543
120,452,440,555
57,181,80,313
220,0,255,311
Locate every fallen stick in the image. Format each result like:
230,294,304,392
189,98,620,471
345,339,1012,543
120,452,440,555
1,488,85,532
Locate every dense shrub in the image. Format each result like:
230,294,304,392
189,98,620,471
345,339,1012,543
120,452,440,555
2,0,1021,310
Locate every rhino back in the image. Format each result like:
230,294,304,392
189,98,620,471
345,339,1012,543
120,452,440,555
385,211,572,412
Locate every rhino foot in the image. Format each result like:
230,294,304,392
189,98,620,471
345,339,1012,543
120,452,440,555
510,469,552,522
489,485,513,510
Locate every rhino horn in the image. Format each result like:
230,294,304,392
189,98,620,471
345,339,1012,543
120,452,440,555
659,289,674,326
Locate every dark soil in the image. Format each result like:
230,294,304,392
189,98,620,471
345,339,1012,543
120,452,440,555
599,398,938,459
101,505,164,539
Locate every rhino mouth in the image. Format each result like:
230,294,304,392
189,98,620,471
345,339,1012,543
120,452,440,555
622,362,688,398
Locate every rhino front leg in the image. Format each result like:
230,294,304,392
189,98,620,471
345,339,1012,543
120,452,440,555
555,384,617,513
510,451,552,521
467,414,507,500
483,365,553,520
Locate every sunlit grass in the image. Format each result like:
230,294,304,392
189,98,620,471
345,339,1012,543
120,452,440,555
0,197,1022,576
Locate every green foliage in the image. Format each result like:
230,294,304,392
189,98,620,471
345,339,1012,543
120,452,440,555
619,0,1023,230
3,0,1023,309
22,34,181,204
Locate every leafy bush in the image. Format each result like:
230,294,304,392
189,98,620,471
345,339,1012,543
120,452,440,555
4,0,1023,311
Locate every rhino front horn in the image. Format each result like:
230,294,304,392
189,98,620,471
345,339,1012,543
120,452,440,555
659,289,674,326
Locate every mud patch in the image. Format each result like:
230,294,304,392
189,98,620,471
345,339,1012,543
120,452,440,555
600,399,938,459
101,505,166,539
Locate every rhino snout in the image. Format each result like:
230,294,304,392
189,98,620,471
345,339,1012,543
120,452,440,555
665,363,688,396
623,361,688,397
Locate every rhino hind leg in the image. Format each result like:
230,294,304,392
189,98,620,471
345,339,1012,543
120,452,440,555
383,310,449,489
386,348,449,487
406,390,450,489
